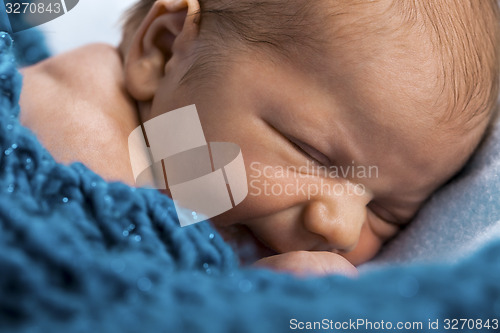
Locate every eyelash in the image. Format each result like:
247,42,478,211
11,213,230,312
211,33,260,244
289,141,321,164
264,121,329,166
368,202,401,226
287,137,330,166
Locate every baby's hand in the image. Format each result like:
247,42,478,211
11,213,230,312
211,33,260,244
254,251,358,277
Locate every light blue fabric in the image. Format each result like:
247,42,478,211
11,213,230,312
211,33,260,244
1,15,500,333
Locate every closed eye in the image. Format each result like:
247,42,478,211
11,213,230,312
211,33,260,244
263,120,332,166
368,201,402,226
286,136,331,166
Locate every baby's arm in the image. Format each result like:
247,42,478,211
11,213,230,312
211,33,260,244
254,251,358,277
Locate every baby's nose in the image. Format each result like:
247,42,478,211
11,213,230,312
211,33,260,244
302,183,370,252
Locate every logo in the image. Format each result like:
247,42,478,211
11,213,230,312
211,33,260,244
1,0,79,33
128,105,248,227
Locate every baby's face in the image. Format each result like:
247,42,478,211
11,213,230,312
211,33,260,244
145,13,490,266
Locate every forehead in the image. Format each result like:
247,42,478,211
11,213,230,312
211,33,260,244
317,0,497,126
246,9,485,197
317,22,487,194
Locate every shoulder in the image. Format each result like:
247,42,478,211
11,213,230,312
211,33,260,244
22,43,121,93
19,44,138,185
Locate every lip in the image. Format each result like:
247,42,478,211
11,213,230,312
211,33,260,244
241,223,338,258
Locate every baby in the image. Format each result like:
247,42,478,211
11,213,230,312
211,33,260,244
19,0,499,276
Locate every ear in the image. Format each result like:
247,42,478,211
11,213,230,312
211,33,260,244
124,0,201,101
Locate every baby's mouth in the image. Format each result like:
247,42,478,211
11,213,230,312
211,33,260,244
212,223,277,265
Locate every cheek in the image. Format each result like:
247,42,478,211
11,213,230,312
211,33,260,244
213,162,305,226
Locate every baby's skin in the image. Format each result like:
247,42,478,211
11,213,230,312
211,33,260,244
19,0,491,276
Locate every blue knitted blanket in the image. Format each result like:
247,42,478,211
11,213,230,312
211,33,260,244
1,20,500,333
